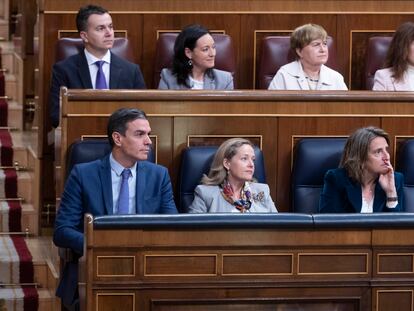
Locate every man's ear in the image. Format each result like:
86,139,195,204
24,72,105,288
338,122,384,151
80,31,88,43
112,132,122,146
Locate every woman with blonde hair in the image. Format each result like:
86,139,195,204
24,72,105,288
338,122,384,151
189,138,277,213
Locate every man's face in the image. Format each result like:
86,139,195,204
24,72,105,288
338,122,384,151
80,13,114,57
112,119,152,167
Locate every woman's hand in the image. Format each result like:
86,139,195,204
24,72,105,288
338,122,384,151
378,160,397,197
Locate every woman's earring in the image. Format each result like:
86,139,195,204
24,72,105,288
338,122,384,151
188,59,193,67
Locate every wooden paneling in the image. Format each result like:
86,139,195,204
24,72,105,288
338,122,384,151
80,216,414,310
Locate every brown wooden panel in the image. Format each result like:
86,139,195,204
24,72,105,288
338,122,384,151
96,255,136,277
222,254,292,275
145,254,217,276
96,292,135,311
376,290,413,311
152,300,358,311
298,253,369,275
377,254,414,274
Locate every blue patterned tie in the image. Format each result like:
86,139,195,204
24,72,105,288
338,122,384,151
117,169,131,214
95,60,108,89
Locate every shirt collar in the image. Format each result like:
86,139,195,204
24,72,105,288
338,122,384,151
109,152,137,178
84,48,111,66
288,60,333,86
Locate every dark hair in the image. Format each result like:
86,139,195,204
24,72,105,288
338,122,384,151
384,22,414,81
76,5,109,32
172,24,213,87
107,108,147,147
340,126,390,183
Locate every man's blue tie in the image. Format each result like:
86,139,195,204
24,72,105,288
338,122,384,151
117,169,131,214
95,60,108,89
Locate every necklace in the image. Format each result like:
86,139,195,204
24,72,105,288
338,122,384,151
305,76,319,90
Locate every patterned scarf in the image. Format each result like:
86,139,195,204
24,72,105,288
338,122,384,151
220,179,252,213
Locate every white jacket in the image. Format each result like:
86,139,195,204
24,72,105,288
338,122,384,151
268,60,348,90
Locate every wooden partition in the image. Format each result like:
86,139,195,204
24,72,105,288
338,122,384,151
80,213,414,311
58,89,414,212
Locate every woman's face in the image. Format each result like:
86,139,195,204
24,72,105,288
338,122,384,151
296,38,329,68
363,136,391,176
223,144,255,184
407,41,414,66
185,33,216,72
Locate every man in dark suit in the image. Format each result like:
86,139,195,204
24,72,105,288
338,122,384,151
53,108,177,310
49,5,146,127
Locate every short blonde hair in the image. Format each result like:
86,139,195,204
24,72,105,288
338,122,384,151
290,24,328,58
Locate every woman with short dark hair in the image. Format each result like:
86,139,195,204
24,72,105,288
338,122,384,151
158,24,233,90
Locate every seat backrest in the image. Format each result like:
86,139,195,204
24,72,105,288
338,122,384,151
396,139,414,212
66,139,155,178
153,33,236,88
55,37,134,63
364,36,392,90
257,36,337,89
291,138,346,213
178,145,266,213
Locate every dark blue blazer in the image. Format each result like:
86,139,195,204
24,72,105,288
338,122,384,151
53,155,177,306
49,51,146,127
319,168,404,213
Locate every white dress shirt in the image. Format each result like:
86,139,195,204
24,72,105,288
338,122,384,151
109,153,137,214
84,48,111,89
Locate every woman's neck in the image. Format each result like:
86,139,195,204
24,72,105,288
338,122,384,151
191,67,205,82
227,177,244,199
300,60,321,80
361,171,377,188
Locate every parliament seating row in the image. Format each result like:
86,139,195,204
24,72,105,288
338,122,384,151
56,34,392,90
67,138,414,213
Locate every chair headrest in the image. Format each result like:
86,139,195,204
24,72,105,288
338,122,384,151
55,37,134,63
66,139,155,178
364,36,392,90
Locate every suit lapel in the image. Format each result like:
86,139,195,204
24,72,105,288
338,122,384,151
345,180,362,213
109,53,121,89
203,73,215,90
373,182,386,212
78,52,93,88
99,155,113,215
135,161,146,214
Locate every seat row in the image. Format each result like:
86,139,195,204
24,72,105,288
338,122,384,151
56,34,392,90
66,138,414,213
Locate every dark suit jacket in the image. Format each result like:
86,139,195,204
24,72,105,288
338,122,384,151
319,168,404,213
53,155,177,306
49,51,146,127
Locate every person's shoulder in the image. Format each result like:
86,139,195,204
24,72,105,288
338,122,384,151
212,68,232,77
160,68,174,77
195,184,219,194
325,167,347,180
54,52,82,69
374,67,393,78
249,182,270,192
394,171,404,183
140,161,168,173
279,61,298,72
322,65,344,78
